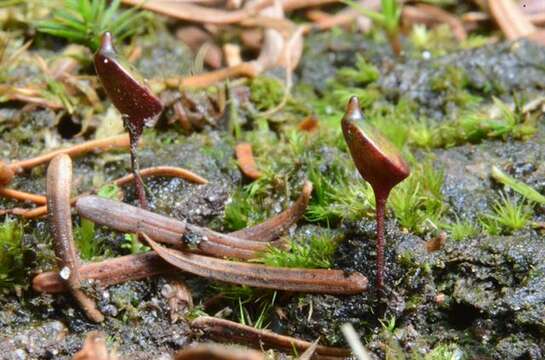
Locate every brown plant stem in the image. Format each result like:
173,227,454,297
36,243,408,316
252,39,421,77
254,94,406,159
145,234,368,294
161,63,259,90
7,134,131,175
47,154,104,323
191,316,351,358
76,196,277,260
0,188,47,205
33,252,170,294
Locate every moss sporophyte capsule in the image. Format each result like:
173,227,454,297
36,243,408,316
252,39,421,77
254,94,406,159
94,32,163,208
341,96,410,291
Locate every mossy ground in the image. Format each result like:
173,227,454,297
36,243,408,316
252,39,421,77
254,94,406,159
0,14,545,360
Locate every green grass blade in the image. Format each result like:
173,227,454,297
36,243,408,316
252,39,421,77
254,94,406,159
491,166,545,205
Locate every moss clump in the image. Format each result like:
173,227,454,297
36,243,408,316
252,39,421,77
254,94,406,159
0,217,26,291
249,76,285,111
257,230,342,269
480,193,532,235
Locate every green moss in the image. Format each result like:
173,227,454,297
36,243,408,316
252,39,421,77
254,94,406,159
249,76,285,111
74,218,102,260
443,218,479,241
481,193,532,235
0,217,26,291
390,160,446,234
256,230,342,269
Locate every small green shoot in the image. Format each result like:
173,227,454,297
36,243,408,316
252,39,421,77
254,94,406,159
481,193,532,235
491,166,545,205
122,233,149,254
443,218,479,241
256,232,341,269
342,0,402,55
74,218,100,260
36,0,150,51
0,217,25,291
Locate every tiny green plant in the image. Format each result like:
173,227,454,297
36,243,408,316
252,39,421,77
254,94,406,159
36,0,149,51
0,217,25,291
342,0,402,55
74,218,99,260
342,96,410,291
257,232,341,269
481,193,532,235
444,218,479,241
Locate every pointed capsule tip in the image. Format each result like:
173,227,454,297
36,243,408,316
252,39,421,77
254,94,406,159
345,96,364,121
99,32,114,53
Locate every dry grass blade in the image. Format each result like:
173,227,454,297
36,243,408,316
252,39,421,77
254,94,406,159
144,234,368,294
191,316,351,357
113,166,208,185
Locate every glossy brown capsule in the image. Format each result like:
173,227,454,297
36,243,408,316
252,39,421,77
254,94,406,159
341,96,410,291
94,32,163,138
94,32,163,208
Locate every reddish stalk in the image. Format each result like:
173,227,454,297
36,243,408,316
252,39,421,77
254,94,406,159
0,188,47,205
47,154,104,323
341,97,410,291
235,143,262,180
191,316,351,358
144,234,368,294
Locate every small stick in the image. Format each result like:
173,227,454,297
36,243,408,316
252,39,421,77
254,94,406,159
6,134,130,175
76,196,277,260
33,252,170,294
235,143,262,180
144,234,368,294
174,343,264,360
0,188,47,205
113,166,208,185
191,316,351,357
161,63,259,89
47,154,104,323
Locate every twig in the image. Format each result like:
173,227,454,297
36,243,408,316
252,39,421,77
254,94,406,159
47,154,104,323
191,316,352,357
76,196,278,260
144,234,368,294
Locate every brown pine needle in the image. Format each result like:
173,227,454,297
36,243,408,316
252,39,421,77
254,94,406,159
235,143,262,180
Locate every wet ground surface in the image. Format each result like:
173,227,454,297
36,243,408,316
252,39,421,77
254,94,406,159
1,31,545,359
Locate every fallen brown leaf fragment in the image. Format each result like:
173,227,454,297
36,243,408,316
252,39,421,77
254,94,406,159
235,143,262,180
175,343,264,360
191,316,351,358
426,231,447,253
144,234,368,294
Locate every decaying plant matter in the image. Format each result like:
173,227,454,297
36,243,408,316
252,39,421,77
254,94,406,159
46,154,104,323
94,32,163,209
191,316,351,358
341,96,410,290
